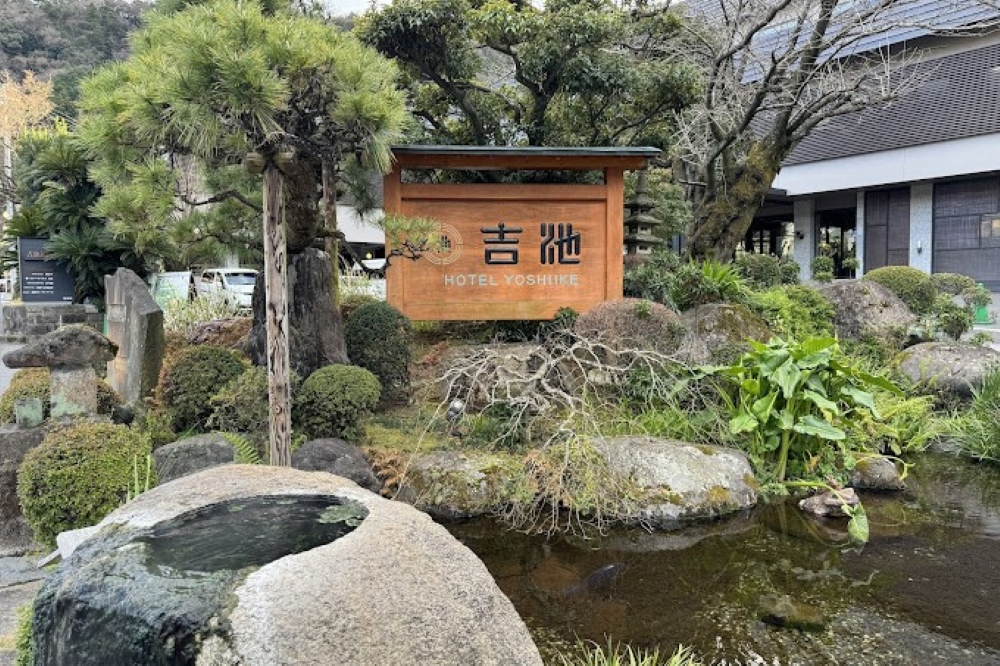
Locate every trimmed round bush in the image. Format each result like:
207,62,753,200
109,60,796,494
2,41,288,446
345,301,411,405
735,254,782,289
0,368,121,424
17,422,153,547
864,266,936,315
779,259,801,285
574,298,684,354
932,272,976,297
158,345,247,432
294,364,381,441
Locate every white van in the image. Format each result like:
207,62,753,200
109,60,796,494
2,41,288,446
196,268,257,312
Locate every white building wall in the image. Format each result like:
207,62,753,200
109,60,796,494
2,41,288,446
910,182,934,272
773,133,1000,196
793,199,815,280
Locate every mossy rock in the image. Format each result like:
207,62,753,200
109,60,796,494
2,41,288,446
396,450,528,520
678,303,772,364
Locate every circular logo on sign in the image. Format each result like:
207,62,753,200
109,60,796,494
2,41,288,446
425,222,462,265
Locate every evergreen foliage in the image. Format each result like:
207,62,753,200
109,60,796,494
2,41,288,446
158,345,247,432
345,301,412,406
16,422,153,546
863,266,937,315
294,364,381,441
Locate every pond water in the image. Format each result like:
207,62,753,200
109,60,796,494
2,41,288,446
447,454,1000,664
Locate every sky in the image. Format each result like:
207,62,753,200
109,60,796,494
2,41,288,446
323,0,383,16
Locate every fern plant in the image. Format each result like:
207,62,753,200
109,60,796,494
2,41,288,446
219,432,263,465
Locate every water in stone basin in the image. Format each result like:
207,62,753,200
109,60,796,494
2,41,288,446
447,453,1000,665
34,495,367,666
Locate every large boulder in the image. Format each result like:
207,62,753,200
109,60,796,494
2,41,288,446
677,303,772,364
291,438,381,492
898,342,1000,397
818,280,916,345
31,466,542,666
396,450,522,520
594,436,758,528
2,324,117,371
440,343,545,410
151,433,235,484
0,424,46,555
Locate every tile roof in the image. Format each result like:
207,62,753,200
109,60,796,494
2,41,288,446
784,41,1000,164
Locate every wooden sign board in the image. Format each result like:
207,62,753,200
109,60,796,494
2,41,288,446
384,147,658,321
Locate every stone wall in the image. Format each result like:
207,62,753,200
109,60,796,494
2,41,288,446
1,303,103,341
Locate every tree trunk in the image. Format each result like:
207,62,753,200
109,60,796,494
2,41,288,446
248,160,350,379
322,160,340,307
263,161,291,467
686,143,781,261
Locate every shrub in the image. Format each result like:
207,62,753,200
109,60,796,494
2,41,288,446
746,285,834,341
0,368,121,424
17,422,153,546
809,255,834,283
778,259,801,285
294,364,381,440
161,293,238,336
345,301,412,405
672,259,746,311
863,266,936,315
158,345,247,432
574,298,684,354
207,366,303,460
932,272,976,296
933,294,974,341
623,250,680,308
735,254,782,289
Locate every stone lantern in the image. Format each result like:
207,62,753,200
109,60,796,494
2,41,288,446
624,169,663,260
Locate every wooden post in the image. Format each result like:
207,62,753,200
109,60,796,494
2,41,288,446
263,157,292,466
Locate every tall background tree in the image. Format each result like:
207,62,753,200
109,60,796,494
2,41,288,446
672,0,994,260
78,0,408,377
358,0,698,151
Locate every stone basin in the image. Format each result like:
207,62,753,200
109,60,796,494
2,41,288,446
31,465,542,666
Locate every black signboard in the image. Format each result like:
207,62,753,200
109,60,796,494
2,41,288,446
18,237,75,303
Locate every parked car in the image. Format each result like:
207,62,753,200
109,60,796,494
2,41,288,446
195,268,257,312
149,271,195,308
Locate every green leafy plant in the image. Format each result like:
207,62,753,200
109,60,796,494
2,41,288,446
745,285,834,341
219,431,263,465
778,259,801,285
294,364,381,441
17,422,153,546
126,453,155,503
955,368,1000,462
932,294,973,341
712,337,900,484
207,366,301,460
674,259,747,311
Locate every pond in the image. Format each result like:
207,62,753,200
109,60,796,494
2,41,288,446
447,454,1000,664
